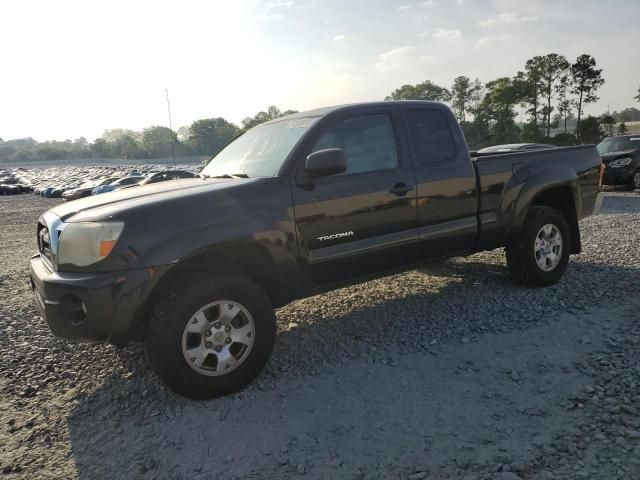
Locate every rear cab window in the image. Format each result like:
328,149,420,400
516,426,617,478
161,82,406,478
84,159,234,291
405,109,457,164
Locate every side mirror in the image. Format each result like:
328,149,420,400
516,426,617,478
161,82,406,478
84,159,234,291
305,148,347,177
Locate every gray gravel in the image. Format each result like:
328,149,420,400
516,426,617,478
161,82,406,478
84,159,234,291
1,191,639,479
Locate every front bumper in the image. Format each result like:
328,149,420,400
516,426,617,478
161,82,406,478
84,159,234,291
29,254,167,343
602,166,634,185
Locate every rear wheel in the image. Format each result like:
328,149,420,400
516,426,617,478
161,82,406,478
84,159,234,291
632,170,640,190
145,274,276,399
506,206,570,287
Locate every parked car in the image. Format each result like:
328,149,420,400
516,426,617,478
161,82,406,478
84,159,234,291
92,176,144,195
597,135,640,189
139,170,196,185
51,182,82,198
42,186,57,198
63,178,117,201
476,143,555,154
30,101,603,399
0,184,21,195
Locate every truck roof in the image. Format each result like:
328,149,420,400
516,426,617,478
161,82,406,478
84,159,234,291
263,101,447,124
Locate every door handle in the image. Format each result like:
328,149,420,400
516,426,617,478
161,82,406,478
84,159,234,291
388,183,412,196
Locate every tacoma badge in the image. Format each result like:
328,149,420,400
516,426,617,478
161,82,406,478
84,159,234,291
317,231,354,242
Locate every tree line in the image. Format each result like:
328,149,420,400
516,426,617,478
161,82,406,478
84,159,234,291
0,106,297,163
2,53,640,163
387,53,639,148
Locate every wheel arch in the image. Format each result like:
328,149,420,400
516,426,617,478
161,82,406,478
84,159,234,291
126,242,297,341
530,186,580,254
509,168,581,254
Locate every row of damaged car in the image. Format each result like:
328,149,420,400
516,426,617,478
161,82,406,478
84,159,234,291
0,164,198,199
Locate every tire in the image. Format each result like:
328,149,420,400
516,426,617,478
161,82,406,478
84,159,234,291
145,274,276,399
505,206,570,287
632,170,640,190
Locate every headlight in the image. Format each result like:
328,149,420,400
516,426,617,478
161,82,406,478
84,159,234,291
609,157,632,167
57,222,124,267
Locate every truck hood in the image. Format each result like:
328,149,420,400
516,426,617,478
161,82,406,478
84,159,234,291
601,149,637,164
50,177,243,221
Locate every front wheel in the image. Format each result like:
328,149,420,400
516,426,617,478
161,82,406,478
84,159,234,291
505,206,570,287
145,274,276,399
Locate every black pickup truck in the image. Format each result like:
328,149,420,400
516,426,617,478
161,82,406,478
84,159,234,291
30,101,602,399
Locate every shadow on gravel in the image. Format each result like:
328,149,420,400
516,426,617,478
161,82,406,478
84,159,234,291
65,257,639,478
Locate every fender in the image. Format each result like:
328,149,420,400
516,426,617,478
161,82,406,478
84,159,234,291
507,166,580,242
140,204,302,306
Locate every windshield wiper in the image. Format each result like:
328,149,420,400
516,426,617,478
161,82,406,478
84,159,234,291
230,173,249,178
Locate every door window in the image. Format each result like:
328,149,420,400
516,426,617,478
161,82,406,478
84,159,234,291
406,109,456,164
311,114,398,175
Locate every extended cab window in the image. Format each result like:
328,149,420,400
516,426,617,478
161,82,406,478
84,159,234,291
406,109,456,164
311,114,398,175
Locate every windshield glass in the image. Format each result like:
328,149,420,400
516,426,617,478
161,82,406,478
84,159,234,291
597,137,640,154
200,116,318,178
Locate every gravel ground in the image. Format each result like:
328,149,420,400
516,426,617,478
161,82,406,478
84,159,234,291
1,191,639,480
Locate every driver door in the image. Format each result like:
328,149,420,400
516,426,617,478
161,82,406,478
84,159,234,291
291,110,420,290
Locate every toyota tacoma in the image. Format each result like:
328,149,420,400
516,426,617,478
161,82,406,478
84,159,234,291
30,101,603,399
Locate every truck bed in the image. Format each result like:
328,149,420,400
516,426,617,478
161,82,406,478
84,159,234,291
471,145,602,250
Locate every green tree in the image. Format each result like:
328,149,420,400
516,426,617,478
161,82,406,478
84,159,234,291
385,80,452,102
513,58,544,137
547,133,576,146
90,138,114,158
142,126,179,158
188,118,240,155
474,77,521,146
451,76,471,122
519,122,544,143
537,53,570,137
571,54,604,141
36,144,71,161
467,78,485,116
556,81,574,134
241,106,297,130
101,129,147,158
0,140,17,160
618,122,628,135
71,137,92,159
600,114,615,136
635,85,640,103
612,107,640,122
576,116,603,144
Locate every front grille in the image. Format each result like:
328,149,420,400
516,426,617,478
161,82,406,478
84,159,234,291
37,222,53,265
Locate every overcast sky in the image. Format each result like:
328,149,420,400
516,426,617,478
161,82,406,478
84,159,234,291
2,0,639,141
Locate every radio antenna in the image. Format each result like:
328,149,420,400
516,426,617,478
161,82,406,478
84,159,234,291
166,88,177,168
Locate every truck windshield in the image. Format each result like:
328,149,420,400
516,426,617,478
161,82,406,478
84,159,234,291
200,116,318,178
597,138,640,154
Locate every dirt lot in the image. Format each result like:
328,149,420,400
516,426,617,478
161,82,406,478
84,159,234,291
1,192,639,480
